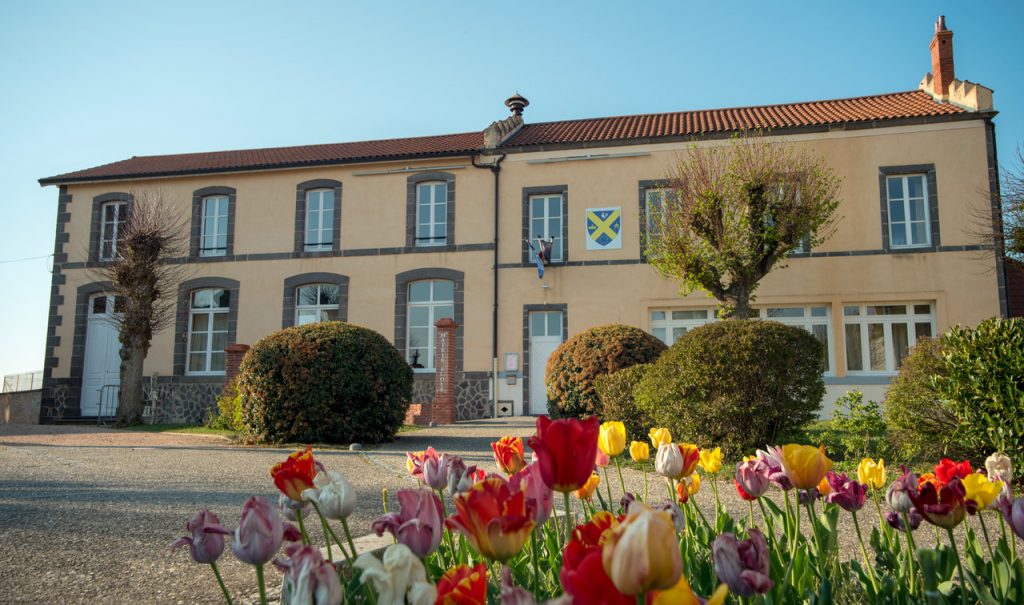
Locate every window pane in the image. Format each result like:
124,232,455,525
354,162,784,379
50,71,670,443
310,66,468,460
320,285,339,305
892,323,910,369
767,307,804,318
551,235,563,262
891,223,907,247
321,309,339,322
887,177,904,200
210,352,226,373
188,354,206,373
213,290,230,309
672,327,686,342
652,327,667,343
408,306,429,327
189,332,208,353
191,313,209,332
212,313,228,332
548,197,560,217
907,175,924,199
672,310,707,320
915,322,933,339
409,281,431,302
531,218,544,239
546,312,561,337
909,198,926,222
408,327,429,348
913,304,931,314
812,324,830,372
868,305,906,316
911,222,928,245
92,297,107,314
810,306,828,317
408,347,427,368
651,311,666,321
531,198,544,217
844,306,860,316
298,286,319,306
433,202,445,223
868,323,886,371
531,313,545,336
211,332,228,353
435,304,454,320
297,310,318,326
845,324,863,371
433,280,454,302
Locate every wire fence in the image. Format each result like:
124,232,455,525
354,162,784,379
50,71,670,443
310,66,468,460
2,371,43,393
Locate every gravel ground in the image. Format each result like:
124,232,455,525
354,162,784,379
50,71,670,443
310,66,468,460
1,419,1019,604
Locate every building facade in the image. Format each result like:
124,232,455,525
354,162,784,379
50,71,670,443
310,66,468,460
38,19,1005,423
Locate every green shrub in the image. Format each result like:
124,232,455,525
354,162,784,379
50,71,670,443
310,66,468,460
238,322,412,444
635,320,824,458
206,381,244,432
594,364,653,443
545,324,667,419
819,390,891,462
883,337,959,462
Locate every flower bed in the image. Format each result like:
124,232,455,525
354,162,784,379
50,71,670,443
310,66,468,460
171,417,1024,604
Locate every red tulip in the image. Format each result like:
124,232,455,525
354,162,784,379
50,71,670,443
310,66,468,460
446,475,535,562
435,563,487,605
910,476,967,529
560,512,633,605
271,446,319,502
934,459,972,486
492,436,527,475
526,415,599,493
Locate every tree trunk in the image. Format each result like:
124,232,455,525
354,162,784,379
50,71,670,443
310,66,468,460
723,286,757,319
116,335,147,425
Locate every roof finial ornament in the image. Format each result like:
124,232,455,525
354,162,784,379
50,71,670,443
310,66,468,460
505,92,529,117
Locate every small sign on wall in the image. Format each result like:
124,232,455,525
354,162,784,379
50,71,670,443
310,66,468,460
585,207,622,250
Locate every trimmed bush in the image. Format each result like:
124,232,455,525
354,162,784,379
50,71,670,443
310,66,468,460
545,324,667,418
595,363,653,443
238,322,412,444
883,337,959,462
206,381,244,431
635,320,824,457
819,390,892,462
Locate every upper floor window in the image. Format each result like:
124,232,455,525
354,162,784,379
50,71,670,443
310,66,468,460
650,308,715,346
415,182,448,246
406,279,454,370
759,305,833,373
645,188,666,242
295,284,340,325
187,288,230,374
200,195,229,257
886,175,930,248
843,302,935,374
305,189,335,251
99,201,128,261
528,193,564,262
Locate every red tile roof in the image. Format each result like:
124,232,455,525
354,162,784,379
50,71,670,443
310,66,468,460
40,90,968,185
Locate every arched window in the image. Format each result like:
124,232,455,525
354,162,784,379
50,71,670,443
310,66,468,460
187,288,230,374
406,279,454,369
295,284,340,325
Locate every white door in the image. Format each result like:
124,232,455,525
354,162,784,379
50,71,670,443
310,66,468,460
528,311,564,415
81,294,122,416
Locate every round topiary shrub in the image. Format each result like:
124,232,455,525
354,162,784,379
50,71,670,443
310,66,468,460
545,324,667,419
883,337,960,462
635,320,824,457
595,363,653,442
238,322,412,444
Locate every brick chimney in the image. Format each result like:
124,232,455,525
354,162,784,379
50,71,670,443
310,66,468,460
929,15,954,98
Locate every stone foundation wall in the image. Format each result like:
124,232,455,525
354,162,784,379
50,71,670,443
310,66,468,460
411,371,491,421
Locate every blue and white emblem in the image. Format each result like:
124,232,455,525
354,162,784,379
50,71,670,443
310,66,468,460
585,207,622,250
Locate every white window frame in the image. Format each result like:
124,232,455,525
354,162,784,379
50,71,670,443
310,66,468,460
843,302,936,375
406,280,454,371
649,308,716,346
304,189,334,251
199,195,229,257
186,288,230,375
99,201,128,261
886,174,931,249
757,305,834,375
528,194,564,262
529,311,563,339
295,284,340,325
415,182,447,247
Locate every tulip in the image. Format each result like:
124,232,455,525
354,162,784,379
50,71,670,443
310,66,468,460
824,471,867,512
910,476,967,529
595,448,611,469
817,476,832,497
986,452,1013,486
271,446,319,502
574,473,600,500
372,488,444,558
492,436,527,475
422,452,451,491
436,563,487,605
699,447,723,475
885,508,923,531
962,472,1004,514
656,443,684,479
651,574,729,605
798,488,820,505
599,421,627,457
735,459,770,500
649,427,673,449
756,446,794,491
562,535,634,604
712,528,773,597
934,458,972,486
675,474,701,504
602,503,683,595
1001,498,1024,539
779,444,832,491
509,462,554,525
447,456,485,496
407,447,440,483
857,458,887,490
886,466,919,514
170,509,231,564
355,543,437,605
651,500,686,533
278,494,312,522
527,415,600,493
301,470,356,520
630,441,650,462
232,496,288,566
446,475,535,562
274,543,343,605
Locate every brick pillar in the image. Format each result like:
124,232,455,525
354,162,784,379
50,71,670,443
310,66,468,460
224,344,250,387
432,318,457,424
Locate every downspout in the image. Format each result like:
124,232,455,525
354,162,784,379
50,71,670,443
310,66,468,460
472,153,506,417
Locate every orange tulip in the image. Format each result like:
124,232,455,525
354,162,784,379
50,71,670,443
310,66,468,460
270,446,318,502
491,436,527,475
574,474,601,500
446,476,535,562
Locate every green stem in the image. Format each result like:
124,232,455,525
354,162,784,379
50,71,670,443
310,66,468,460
209,561,233,605
341,518,359,561
295,509,310,545
978,512,995,560
805,502,826,577
255,564,268,605
872,488,891,549
614,456,627,499
310,501,350,565
602,465,614,509
748,500,755,528
757,498,774,543
692,499,714,533
635,593,645,605
711,474,720,517
563,491,573,550
530,529,541,595
437,490,457,568
667,478,676,503
946,526,968,605
793,493,801,546
784,489,794,545
643,469,648,503
901,511,919,595
851,511,878,592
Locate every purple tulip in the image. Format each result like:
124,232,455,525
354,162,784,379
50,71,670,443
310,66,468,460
652,500,686,533
274,543,343,605
170,509,231,564
423,452,450,491
1001,497,1024,539
510,462,554,525
372,488,444,558
232,496,288,566
798,488,821,505
886,466,918,514
757,447,793,491
447,456,484,496
736,459,771,499
825,471,867,512
712,528,773,597
885,508,923,531
619,492,637,513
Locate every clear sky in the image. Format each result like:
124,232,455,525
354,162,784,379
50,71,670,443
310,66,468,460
0,1,1021,379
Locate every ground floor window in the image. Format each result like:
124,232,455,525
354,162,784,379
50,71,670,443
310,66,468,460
187,288,230,374
757,305,833,373
407,279,454,370
649,308,715,346
843,302,935,374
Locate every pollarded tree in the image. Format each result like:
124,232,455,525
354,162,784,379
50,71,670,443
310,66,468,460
647,132,841,318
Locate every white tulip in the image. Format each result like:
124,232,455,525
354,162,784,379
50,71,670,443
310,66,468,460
302,470,356,520
655,443,683,479
354,544,436,605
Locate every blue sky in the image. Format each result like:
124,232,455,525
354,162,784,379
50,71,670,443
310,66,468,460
1,1,1021,378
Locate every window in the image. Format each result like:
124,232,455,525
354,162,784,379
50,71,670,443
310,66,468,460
886,174,931,248
200,195,229,257
758,305,833,373
295,284,340,325
528,194,564,262
645,188,666,243
187,288,230,374
843,303,935,374
304,189,335,251
415,182,448,246
99,201,128,261
530,311,563,339
406,280,454,370
649,308,715,346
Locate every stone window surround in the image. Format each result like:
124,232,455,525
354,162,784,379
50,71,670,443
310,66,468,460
521,303,568,415
637,180,667,262
521,185,569,266
190,186,238,259
394,268,464,374
89,192,134,263
281,272,350,328
173,276,240,376
878,164,940,252
294,179,343,254
406,172,456,248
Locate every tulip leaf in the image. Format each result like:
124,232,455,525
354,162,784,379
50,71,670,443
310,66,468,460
962,568,1000,605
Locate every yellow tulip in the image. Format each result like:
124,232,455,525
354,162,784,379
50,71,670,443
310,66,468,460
962,472,1003,511
649,427,673,449
602,504,682,594
630,441,650,463
779,444,833,491
574,473,601,500
687,473,702,496
699,447,722,474
652,575,729,605
598,421,627,457
857,458,887,490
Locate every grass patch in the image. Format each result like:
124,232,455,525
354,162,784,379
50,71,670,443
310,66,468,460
120,423,237,438
398,424,425,433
